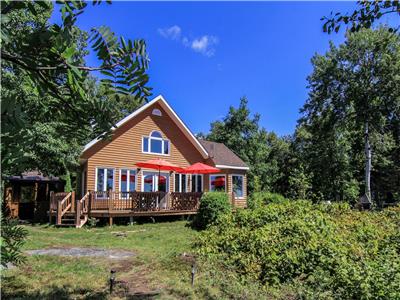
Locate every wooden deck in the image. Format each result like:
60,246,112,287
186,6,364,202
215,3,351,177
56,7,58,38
49,191,216,227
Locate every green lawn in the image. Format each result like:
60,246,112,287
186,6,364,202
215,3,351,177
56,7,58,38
1,220,266,300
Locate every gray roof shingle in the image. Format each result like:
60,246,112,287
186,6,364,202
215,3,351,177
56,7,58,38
199,140,248,169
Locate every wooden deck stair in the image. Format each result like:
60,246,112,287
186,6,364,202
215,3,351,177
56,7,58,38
49,191,89,228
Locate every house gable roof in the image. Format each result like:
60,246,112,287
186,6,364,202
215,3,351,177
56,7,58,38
199,140,249,170
82,95,209,159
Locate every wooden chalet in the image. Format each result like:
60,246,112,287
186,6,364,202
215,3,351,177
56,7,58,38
50,95,249,226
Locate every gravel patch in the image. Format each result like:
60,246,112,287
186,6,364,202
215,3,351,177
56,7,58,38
26,247,135,259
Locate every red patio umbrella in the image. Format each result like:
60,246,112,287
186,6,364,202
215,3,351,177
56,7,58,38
136,158,182,191
181,162,220,174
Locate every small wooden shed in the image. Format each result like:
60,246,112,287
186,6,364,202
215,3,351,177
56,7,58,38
4,171,65,221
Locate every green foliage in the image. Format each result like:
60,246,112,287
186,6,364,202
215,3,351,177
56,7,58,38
1,0,151,101
192,192,231,230
1,1,151,178
248,192,287,209
297,27,400,203
1,218,28,267
61,171,72,192
202,28,399,204
86,217,99,228
322,1,400,34
197,201,400,299
204,97,294,194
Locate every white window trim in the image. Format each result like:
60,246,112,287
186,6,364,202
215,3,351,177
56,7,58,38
231,174,245,199
209,174,227,192
119,168,137,193
141,132,170,156
141,171,170,192
95,167,115,192
191,174,204,192
174,173,189,192
215,164,249,170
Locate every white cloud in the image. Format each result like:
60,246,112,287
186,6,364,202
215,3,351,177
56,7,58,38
158,25,181,40
158,25,219,57
190,35,218,57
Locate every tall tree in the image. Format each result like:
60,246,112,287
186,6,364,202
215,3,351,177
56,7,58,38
299,27,400,203
205,97,292,193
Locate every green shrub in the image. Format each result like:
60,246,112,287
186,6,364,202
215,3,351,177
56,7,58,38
248,192,287,209
196,201,400,299
1,218,28,267
86,217,99,228
192,192,231,230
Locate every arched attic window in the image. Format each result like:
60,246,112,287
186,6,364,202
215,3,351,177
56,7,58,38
150,131,162,138
142,130,170,155
152,109,162,116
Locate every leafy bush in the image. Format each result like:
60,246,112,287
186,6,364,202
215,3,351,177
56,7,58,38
192,192,231,230
86,217,99,228
196,200,400,299
1,218,28,267
248,192,287,209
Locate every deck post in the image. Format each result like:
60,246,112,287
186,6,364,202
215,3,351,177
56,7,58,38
129,216,134,225
71,191,75,212
75,197,81,227
49,191,54,223
56,198,62,225
109,216,113,226
108,189,113,212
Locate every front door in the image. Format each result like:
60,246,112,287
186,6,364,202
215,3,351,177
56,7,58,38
142,172,169,208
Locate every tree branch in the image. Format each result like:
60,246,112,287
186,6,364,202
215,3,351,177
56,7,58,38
1,50,120,72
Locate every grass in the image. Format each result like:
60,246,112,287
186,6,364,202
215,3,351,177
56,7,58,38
1,220,267,299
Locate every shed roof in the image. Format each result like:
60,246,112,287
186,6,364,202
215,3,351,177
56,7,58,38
6,171,63,182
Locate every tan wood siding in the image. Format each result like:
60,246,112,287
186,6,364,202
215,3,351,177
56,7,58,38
83,103,205,192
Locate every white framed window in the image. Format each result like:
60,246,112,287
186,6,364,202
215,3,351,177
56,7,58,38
119,169,136,193
95,168,115,192
191,174,203,192
142,130,170,155
210,174,226,192
232,174,244,198
174,173,188,192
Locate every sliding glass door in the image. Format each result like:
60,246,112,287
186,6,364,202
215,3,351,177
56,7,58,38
142,172,169,192
142,171,169,209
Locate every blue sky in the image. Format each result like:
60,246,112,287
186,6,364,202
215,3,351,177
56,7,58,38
51,2,398,136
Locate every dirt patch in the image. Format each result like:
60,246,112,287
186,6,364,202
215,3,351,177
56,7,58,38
109,259,163,299
26,247,135,259
124,268,161,297
179,252,196,265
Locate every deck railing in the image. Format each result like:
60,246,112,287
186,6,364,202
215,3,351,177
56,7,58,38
170,192,202,211
56,192,74,225
88,191,201,212
75,192,89,227
50,191,212,223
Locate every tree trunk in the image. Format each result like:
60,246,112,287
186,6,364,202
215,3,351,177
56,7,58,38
364,121,372,202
